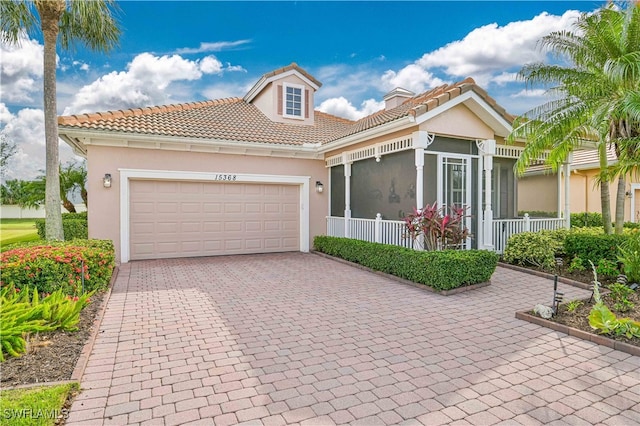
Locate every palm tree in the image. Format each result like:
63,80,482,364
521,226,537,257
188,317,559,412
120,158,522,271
1,0,119,240
509,3,640,234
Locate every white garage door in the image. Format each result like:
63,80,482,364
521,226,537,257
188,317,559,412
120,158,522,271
129,180,300,260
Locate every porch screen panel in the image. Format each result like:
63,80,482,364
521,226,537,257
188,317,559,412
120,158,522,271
493,158,517,218
330,165,345,217
423,154,438,207
429,136,478,155
351,150,416,220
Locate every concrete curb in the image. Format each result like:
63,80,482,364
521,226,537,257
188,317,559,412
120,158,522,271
515,310,640,357
71,266,119,382
498,262,593,290
312,251,491,296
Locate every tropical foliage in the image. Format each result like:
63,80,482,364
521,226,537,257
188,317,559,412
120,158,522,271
403,202,470,250
0,161,88,213
509,3,640,234
0,0,120,240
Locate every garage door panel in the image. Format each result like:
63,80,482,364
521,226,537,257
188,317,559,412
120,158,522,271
180,182,201,193
130,180,300,260
224,203,243,214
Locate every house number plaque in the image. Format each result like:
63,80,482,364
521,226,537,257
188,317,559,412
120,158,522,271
213,174,238,181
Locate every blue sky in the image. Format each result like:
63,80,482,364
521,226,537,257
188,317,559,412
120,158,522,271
1,1,601,181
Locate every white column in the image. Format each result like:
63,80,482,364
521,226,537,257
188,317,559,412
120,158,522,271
481,139,496,250
564,154,572,229
343,152,352,238
557,169,562,218
412,131,432,210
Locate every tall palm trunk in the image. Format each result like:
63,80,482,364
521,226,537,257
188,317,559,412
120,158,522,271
615,176,626,234
37,0,65,240
599,143,613,234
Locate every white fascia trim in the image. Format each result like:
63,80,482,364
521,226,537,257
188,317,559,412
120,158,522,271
317,115,416,154
59,129,323,159
244,69,321,103
415,91,513,137
119,168,311,263
59,134,88,157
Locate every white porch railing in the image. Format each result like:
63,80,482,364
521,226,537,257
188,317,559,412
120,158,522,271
492,214,566,254
327,213,567,254
325,215,414,249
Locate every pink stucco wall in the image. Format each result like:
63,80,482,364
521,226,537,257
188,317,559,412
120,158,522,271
87,145,328,263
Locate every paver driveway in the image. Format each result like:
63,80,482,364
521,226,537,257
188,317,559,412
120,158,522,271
67,253,640,425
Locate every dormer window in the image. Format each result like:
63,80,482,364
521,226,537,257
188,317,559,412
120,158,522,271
283,83,304,119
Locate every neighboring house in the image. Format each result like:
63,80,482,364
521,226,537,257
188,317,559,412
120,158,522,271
58,63,562,263
518,146,640,223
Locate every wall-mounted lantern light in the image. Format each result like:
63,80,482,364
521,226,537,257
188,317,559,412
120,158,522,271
103,173,112,188
315,181,324,193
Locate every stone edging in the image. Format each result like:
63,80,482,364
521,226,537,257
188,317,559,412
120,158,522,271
515,310,640,357
0,266,119,391
498,262,593,290
71,266,119,381
312,251,490,296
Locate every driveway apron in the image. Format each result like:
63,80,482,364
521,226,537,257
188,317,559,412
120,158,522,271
66,253,640,425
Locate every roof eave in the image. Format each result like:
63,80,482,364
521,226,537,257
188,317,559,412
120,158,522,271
318,115,416,154
57,128,324,160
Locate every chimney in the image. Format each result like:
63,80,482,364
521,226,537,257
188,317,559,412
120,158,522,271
383,87,415,110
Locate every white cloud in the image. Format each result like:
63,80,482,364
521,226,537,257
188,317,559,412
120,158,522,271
317,97,383,121
175,40,251,55
381,64,447,94
510,88,547,98
417,10,581,80
493,72,519,86
63,53,238,114
199,56,223,74
0,104,79,181
0,33,43,103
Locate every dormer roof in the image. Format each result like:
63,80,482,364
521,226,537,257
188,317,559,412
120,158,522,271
243,62,322,103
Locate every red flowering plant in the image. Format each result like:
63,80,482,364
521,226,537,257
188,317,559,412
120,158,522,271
403,202,471,251
0,240,114,296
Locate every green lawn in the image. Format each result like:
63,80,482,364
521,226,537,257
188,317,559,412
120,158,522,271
0,383,78,426
1,219,40,248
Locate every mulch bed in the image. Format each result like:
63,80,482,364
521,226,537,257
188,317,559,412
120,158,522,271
0,290,106,388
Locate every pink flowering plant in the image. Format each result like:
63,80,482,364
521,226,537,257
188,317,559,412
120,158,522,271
404,202,471,251
0,240,114,295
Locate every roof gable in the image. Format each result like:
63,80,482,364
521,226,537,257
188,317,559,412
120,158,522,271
326,78,514,144
243,62,322,103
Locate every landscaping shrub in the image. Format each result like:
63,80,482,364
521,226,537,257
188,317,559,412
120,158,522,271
618,229,640,283
564,227,628,266
570,212,603,228
570,211,639,229
539,228,570,256
0,240,115,295
503,232,561,270
35,212,88,240
1,284,92,361
313,236,498,291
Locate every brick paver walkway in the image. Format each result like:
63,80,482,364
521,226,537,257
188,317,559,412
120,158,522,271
67,253,640,425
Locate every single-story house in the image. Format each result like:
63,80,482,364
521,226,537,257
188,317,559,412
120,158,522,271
58,63,564,263
519,146,640,223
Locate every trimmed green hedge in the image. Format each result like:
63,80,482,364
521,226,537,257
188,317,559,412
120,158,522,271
564,227,629,265
0,239,115,295
35,213,88,240
313,236,498,291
